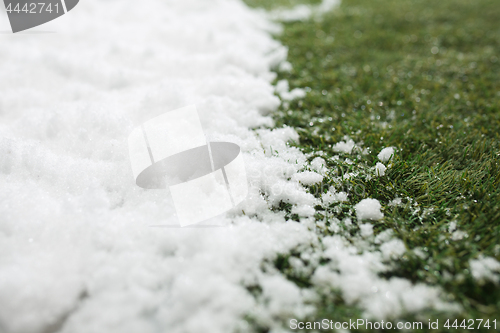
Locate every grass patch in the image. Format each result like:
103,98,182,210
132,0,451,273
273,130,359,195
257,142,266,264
247,0,322,10
245,0,500,331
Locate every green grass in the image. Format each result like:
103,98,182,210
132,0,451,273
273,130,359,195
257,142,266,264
247,0,322,9
244,0,500,331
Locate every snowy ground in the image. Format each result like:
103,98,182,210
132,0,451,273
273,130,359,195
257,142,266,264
0,1,461,332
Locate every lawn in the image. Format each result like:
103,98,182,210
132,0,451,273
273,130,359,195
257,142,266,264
246,0,500,331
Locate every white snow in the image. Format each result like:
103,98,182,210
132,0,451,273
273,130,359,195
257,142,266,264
292,204,316,217
451,230,468,241
283,88,307,101
275,79,306,101
355,198,384,221
0,1,314,332
359,223,374,238
448,221,468,240
317,0,342,14
292,171,323,185
469,257,500,284
380,239,407,260
312,236,458,319
374,229,394,244
269,0,341,22
375,162,387,177
270,4,314,22
322,189,348,205
275,79,290,95
310,157,327,175
378,147,396,162
257,275,314,323
448,221,458,233
332,138,355,154
388,197,402,207
278,61,293,72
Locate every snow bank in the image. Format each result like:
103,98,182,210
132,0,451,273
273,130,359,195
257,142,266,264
0,1,313,332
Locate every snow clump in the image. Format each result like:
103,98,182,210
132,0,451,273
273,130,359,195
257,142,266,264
380,239,407,260
469,257,500,284
322,189,349,205
355,198,384,221
378,147,395,162
375,162,387,176
359,223,374,238
332,138,355,154
293,171,323,185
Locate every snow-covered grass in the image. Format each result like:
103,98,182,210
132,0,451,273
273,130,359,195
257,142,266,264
251,0,500,330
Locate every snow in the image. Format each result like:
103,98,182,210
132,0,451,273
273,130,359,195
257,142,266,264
332,138,355,154
259,275,313,320
292,171,323,185
448,221,468,240
469,257,500,284
317,0,342,14
374,229,394,244
359,223,374,238
355,198,384,221
275,79,290,95
322,188,348,205
281,88,307,101
312,236,458,319
278,61,293,72
275,79,306,101
380,239,407,260
375,162,387,177
388,197,402,207
451,230,468,241
0,0,459,331
291,204,316,217
270,4,314,22
377,147,395,162
0,1,313,332
269,0,341,22
448,221,458,233
310,157,327,175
